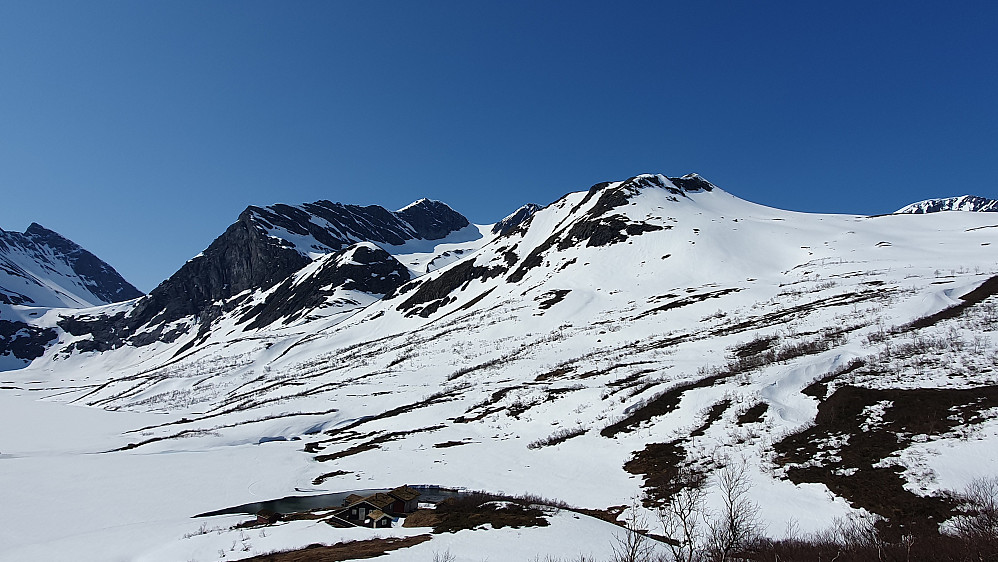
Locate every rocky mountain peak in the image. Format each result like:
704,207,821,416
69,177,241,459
396,198,470,240
895,195,998,214
492,204,541,235
0,222,142,308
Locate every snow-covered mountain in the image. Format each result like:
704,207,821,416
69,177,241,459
0,223,141,308
896,194,998,214
5,173,998,560
0,223,142,370
52,197,490,354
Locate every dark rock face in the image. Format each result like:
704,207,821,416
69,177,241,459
492,204,540,235
668,173,716,193
394,258,506,317
240,244,410,329
397,199,471,240
0,223,142,306
507,174,702,284
247,198,470,251
132,210,310,328
60,197,471,350
0,320,57,362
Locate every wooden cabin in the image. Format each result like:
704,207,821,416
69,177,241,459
339,493,395,524
387,485,421,514
327,486,421,528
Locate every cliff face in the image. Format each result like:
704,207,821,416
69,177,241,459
130,210,310,328
56,196,473,350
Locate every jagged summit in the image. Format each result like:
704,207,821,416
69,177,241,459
0,222,142,308
616,173,716,195
492,203,541,235
246,197,469,256
54,195,474,351
896,195,998,214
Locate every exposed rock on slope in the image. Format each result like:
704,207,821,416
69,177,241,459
896,195,998,214
239,243,410,330
492,204,541,235
56,197,472,350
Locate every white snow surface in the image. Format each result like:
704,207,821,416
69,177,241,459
4,176,998,559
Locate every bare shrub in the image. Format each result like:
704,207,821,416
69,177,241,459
951,476,998,553
432,549,456,562
611,502,662,562
527,426,587,449
659,469,708,562
704,461,764,560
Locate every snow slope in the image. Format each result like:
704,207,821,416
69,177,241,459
4,173,998,560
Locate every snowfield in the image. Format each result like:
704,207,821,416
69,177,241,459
3,174,998,560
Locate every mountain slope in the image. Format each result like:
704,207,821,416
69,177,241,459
5,173,998,559
54,198,478,352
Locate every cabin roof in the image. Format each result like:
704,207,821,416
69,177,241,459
343,494,365,505
345,493,395,510
388,485,421,502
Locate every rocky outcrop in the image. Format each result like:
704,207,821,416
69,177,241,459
58,197,472,350
492,204,540,235
0,320,57,364
239,243,410,329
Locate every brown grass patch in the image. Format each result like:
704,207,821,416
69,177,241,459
240,535,432,561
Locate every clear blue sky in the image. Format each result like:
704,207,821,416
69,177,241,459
2,1,996,291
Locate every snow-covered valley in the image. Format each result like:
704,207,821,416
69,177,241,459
3,174,998,560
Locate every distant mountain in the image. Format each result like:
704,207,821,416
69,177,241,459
0,223,142,308
895,195,998,214
0,223,142,369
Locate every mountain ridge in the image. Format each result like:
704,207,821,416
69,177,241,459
6,172,998,559
0,222,142,308
895,194,998,214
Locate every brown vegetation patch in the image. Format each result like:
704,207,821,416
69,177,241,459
774,384,998,537
624,400,730,506
736,402,768,425
401,509,440,528
311,470,352,486
710,290,883,338
535,366,574,382
633,288,742,320
240,534,432,561
605,327,856,438
602,371,729,438
314,425,445,462
430,493,550,534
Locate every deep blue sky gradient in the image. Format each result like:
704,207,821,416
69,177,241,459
2,1,996,291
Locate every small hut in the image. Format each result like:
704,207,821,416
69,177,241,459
365,509,394,528
387,485,421,514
